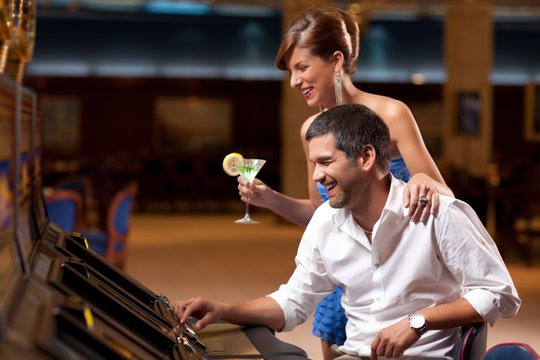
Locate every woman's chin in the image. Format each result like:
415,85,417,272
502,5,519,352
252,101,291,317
307,99,321,108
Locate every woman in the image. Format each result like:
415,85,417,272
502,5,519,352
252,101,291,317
238,6,454,360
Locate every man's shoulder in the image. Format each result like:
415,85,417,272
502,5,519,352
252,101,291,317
303,203,352,248
312,201,339,218
309,202,343,227
432,195,485,233
437,195,477,215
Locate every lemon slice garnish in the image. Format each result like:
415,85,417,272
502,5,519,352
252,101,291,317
223,152,244,176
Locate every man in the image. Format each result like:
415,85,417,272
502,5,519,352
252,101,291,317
175,104,520,359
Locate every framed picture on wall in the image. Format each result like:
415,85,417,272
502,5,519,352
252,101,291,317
525,83,540,142
40,95,81,152
455,91,481,136
153,96,233,152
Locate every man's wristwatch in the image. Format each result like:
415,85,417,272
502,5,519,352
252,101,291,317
408,312,428,335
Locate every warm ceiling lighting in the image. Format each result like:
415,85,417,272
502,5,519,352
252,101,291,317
411,73,426,85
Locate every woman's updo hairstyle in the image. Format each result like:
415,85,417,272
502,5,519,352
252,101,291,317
276,6,360,75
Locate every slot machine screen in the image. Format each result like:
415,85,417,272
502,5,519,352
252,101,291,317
14,85,36,268
31,92,46,235
0,76,24,323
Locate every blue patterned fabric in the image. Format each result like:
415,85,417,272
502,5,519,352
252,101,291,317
389,157,411,183
312,157,410,345
316,182,329,202
311,286,347,345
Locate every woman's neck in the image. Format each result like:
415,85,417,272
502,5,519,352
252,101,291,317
341,79,364,105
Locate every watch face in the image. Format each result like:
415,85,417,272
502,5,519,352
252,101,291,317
410,314,425,328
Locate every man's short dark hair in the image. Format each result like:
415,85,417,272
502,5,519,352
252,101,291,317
305,104,391,173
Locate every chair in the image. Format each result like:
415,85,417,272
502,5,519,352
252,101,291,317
458,322,487,360
481,343,539,360
53,174,94,229
44,188,85,232
82,182,137,270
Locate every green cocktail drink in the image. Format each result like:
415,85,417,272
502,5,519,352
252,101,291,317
235,158,265,224
238,163,264,183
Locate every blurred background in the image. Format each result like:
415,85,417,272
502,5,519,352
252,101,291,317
23,1,540,357
29,0,540,262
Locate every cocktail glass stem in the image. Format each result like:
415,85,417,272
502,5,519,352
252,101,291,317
236,182,257,224
234,158,265,224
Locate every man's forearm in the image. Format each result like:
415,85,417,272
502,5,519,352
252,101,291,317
418,298,484,329
221,297,285,330
371,297,485,359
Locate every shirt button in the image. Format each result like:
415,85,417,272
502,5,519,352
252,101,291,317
375,296,382,303
373,263,380,268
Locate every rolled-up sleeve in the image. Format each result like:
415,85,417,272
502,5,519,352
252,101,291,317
463,288,520,325
439,201,521,325
266,225,335,332
267,286,305,332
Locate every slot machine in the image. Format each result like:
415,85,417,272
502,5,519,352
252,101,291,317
0,80,199,359
21,83,207,359
2,0,306,356
0,72,50,360
0,0,308,350
4,79,308,359
0,72,22,341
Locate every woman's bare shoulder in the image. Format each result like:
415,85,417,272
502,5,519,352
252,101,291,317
359,93,414,131
363,93,410,117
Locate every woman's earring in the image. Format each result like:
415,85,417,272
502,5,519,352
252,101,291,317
334,72,343,105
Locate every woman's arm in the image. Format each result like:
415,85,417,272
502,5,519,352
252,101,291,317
237,114,322,227
382,100,454,221
237,177,318,227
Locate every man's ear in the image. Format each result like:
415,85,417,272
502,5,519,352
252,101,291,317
357,145,377,170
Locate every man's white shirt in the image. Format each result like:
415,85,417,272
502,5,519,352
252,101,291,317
268,176,520,359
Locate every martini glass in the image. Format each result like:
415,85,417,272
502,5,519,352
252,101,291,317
235,158,266,224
